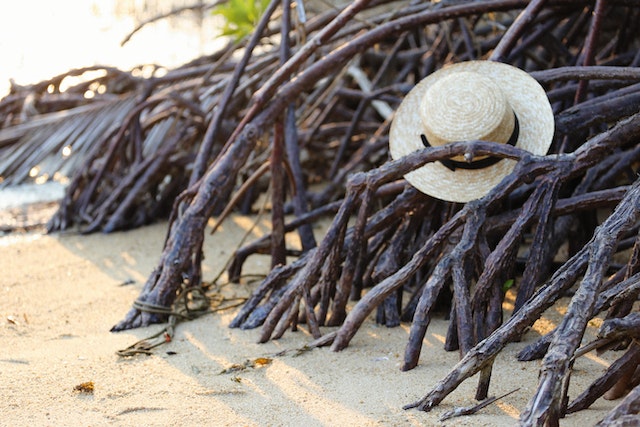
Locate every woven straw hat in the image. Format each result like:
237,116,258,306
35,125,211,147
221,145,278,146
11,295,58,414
389,61,554,203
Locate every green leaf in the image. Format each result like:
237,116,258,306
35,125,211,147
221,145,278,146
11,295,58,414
502,278,515,292
212,0,269,41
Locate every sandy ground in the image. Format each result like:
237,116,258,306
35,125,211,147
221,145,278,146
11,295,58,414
0,215,624,426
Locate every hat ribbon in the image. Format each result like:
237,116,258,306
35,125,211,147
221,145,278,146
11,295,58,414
420,113,520,171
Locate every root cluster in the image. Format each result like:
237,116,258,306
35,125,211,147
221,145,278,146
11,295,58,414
2,0,640,424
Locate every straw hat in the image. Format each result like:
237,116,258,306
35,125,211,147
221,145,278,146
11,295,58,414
389,61,554,203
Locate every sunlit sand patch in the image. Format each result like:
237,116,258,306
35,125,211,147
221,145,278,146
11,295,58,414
183,331,231,371
266,360,378,425
531,316,556,336
121,268,148,284
231,215,269,238
0,232,43,247
120,251,137,266
502,287,516,312
583,352,611,368
431,333,446,345
555,304,568,315
366,330,380,340
496,401,520,419
588,317,604,329
502,299,515,312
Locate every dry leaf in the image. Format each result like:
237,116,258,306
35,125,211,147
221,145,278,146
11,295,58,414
73,381,95,394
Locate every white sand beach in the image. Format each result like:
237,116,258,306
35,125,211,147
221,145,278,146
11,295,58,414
0,215,622,426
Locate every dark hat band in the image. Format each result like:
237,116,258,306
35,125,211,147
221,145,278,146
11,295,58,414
420,113,519,171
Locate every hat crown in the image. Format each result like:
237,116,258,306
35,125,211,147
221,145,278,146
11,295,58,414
420,71,515,150
388,60,555,203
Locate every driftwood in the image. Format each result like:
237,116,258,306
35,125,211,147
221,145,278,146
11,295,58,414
2,0,640,425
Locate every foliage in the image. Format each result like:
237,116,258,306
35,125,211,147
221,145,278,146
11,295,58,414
212,0,271,41
502,278,514,293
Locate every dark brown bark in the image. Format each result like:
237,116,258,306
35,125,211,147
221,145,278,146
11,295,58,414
2,1,640,424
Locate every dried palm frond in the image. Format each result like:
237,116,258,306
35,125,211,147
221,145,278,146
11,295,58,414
0,97,137,186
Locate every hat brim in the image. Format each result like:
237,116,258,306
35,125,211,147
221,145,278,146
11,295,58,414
389,61,554,203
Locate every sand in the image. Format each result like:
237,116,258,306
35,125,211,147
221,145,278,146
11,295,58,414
0,215,623,426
